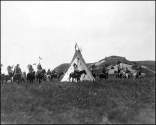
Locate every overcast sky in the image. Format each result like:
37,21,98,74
1,1,155,73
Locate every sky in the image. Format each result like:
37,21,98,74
1,1,155,73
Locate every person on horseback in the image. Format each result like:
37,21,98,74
27,65,35,83
14,64,22,74
36,63,45,83
37,63,42,72
13,64,22,83
28,64,34,73
47,69,51,75
7,65,14,75
73,63,79,74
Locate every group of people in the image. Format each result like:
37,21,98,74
1,62,145,84
1,63,64,84
114,65,145,79
90,63,145,80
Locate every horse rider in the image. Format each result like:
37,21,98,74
27,64,32,72
7,65,13,75
14,64,22,75
37,63,42,72
73,63,79,74
47,69,51,75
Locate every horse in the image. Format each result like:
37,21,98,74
1,74,12,84
35,69,46,83
99,72,108,80
13,73,22,84
27,71,35,83
0,74,5,84
51,72,58,80
69,70,86,82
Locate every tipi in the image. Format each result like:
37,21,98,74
61,44,95,82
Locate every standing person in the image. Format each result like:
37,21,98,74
91,64,96,78
102,65,106,74
137,66,142,76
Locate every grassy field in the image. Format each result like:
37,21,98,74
1,76,155,124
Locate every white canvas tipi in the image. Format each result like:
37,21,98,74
61,44,95,82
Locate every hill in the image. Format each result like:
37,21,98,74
54,56,155,77
134,61,155,71
54,56,132,72
53,63,70,73
96,56,135,66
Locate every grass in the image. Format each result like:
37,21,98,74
1,77,155,124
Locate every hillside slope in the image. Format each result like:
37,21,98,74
134,61,155,71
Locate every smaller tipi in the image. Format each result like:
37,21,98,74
61,44,95,82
